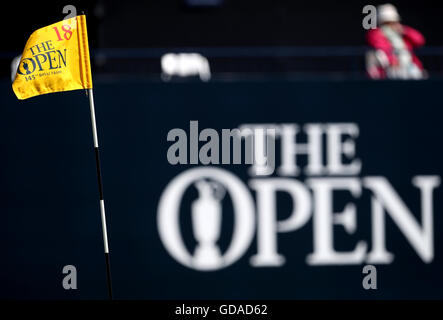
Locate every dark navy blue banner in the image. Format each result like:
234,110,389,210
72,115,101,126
1,79,442,299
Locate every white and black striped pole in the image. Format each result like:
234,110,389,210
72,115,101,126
87,88,113,300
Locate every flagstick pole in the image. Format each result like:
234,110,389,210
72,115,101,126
87,88,113,300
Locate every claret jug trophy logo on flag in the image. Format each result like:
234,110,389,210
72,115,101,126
12,14,113,299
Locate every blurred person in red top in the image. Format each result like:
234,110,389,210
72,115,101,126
366,3,426,79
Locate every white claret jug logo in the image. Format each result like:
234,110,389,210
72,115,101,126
192,180,224,268
157,167,255,271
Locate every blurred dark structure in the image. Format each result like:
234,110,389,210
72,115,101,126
1,0,443,80
2,77,443,299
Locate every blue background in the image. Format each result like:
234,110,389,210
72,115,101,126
1,78,442,299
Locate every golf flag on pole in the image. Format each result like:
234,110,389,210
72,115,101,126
12,15,92,100
12,14,113,299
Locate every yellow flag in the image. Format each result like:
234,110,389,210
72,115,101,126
12,15,92,100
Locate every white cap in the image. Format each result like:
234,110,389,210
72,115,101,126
377,3,400,24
